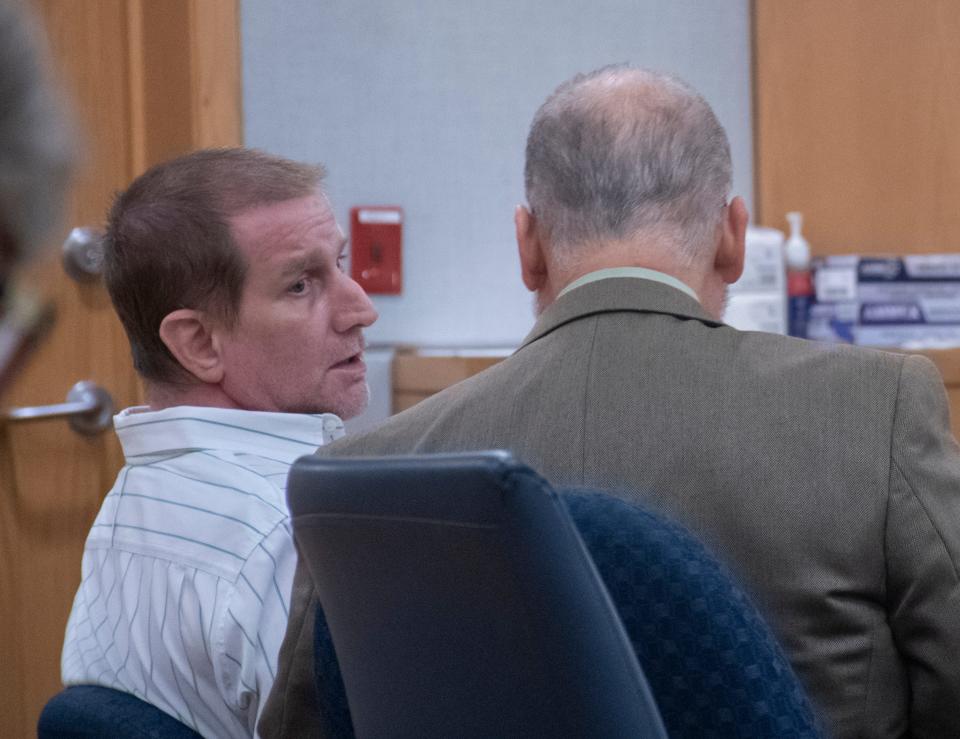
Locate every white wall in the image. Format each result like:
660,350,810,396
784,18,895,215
241,1,753,347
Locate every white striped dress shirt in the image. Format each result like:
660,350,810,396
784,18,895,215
61,405,344,739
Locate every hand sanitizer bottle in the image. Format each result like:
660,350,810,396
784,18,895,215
785,212,813,338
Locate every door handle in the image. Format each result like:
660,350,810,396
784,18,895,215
5,380,114,436
62,227,104,283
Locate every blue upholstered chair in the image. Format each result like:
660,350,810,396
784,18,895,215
37,685,202,738
563,490,820,737
289,451,822,738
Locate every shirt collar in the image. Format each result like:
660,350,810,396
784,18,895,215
556,266,700,302
114,405,344,463
518,274,719,352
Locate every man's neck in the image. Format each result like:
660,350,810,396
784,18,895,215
542,242,708,313
146,381,244,412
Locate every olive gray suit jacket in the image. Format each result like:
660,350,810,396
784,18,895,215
262,277,960,739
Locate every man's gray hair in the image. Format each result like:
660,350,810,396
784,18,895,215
524,65,732,265
0,0,73,263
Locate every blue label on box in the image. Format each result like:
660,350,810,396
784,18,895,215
858,259,906,281
859,302,925,324
858,256,960,282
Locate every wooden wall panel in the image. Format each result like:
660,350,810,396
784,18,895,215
754,0,960,254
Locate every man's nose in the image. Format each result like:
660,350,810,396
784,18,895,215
334,273,378,332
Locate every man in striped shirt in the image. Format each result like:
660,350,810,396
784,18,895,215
60,148,378,738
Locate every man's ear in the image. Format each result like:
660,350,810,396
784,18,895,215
714,196,748,284
158,309,224,384
515,205,548,293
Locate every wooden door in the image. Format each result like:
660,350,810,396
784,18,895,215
0,2,240,736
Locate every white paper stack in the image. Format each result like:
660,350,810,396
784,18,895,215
725,226,787,334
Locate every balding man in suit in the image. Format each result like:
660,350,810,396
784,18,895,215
263,66,960,739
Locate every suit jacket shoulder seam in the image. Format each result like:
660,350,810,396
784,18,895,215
889,354,960,584
889,455,960,584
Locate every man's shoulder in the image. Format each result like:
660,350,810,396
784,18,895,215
320,388,470,458
326,331,920,453
729,329,907,371
85,444,293,580
321,355,523,457
703,329,924,413
547,288,912,383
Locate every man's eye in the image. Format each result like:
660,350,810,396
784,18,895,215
289,279,308,294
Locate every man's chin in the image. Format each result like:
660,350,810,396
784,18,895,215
327,380,371,421
274,379,370,419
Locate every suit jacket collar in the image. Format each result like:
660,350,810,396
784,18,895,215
518,277,722,350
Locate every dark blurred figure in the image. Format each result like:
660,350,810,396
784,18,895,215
0,0,73,394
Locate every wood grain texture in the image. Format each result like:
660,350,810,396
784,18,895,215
129,0,242,173
0,2,241,736
754,0,960,253
189,0,243,148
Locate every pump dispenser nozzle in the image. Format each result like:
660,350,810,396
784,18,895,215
785,212,811,271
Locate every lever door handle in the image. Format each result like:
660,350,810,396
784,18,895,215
5,380,114,435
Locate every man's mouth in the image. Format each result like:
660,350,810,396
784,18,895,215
331,352,364,370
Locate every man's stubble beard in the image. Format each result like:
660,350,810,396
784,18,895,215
338,380,370,421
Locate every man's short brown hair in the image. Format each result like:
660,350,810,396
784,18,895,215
103,147,325,384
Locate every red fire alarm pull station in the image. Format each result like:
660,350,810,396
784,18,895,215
350,206,403,294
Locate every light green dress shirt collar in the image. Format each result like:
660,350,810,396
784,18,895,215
556,266,700,302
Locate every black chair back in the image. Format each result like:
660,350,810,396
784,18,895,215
287,450,668,739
